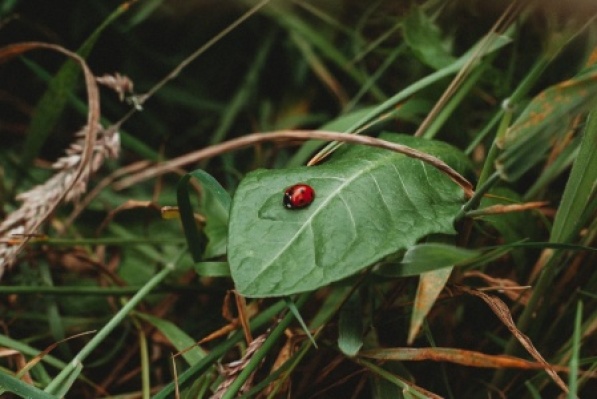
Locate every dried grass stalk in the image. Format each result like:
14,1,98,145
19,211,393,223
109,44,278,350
0,124,120,276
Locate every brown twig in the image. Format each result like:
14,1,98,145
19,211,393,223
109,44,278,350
114,130,474,198
466,201,548,217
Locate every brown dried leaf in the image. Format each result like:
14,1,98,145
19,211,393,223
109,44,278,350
360,347,564,370
471,201,549,216
210,334,267,399
197,299,258,345
463,271,532,305
409,267,452,344
235,291,253,344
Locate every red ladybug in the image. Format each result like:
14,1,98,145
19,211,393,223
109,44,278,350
283,184,315,209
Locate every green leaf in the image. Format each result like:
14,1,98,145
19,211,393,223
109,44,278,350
229,133,469,297
177,170,231,262
403,7,455,69
197,173,231,259
398,243,481,276
338,291,363,357
0,334,66,372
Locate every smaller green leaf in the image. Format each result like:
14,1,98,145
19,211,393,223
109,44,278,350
177,175,204,262
197,177,231,259
338,291,363,357
403,8,455,70
177,170,231,262
390,243,480,277
312,33,512,160
136,313,206,366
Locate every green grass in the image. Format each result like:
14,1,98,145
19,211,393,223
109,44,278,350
1,1,597,398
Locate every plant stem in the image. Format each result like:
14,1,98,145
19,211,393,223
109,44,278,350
457,172,500,220
476,110,512,187
0,285,205,295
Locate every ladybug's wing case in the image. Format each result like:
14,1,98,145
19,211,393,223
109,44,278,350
283,184,315,209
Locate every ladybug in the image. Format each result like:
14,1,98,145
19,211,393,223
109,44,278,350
283,183,315,209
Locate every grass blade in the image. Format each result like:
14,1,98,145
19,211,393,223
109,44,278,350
0,371,60,399
567,301,582,398
136,312,206,366
43,257,178,395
